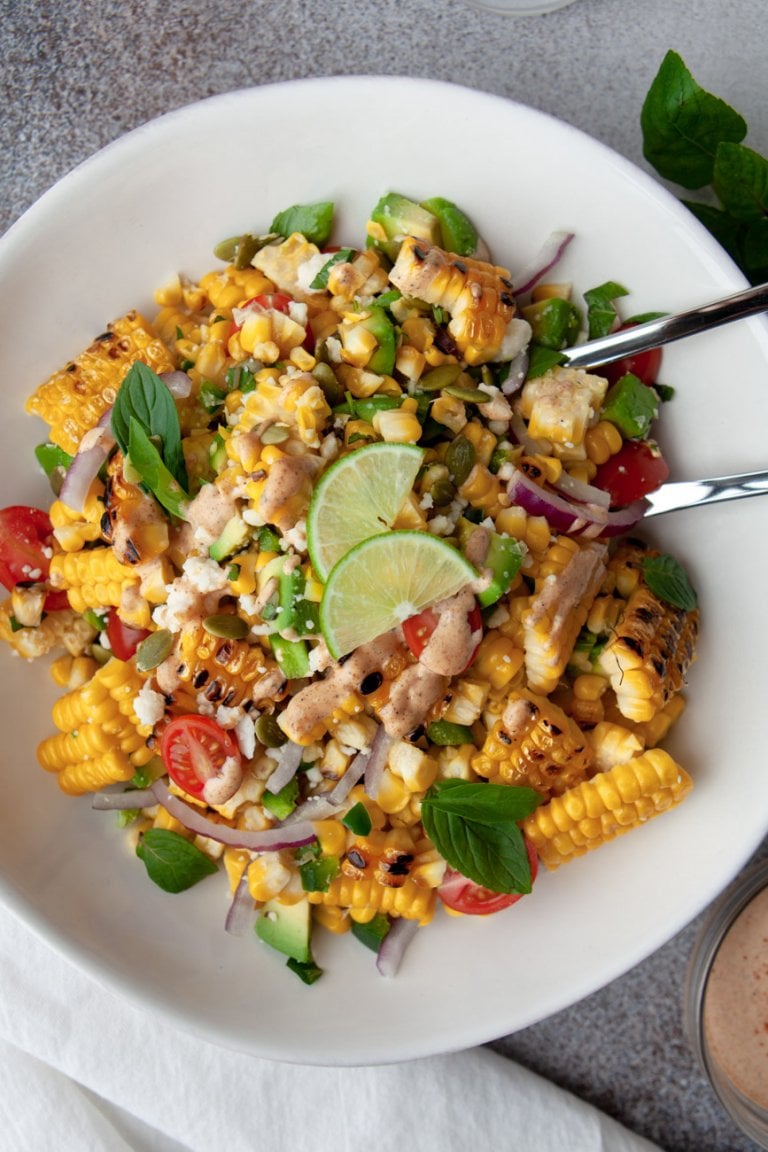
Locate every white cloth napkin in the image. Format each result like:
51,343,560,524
0,902,661,1152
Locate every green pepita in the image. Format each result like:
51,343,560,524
418,363,464,392
202,614,250,640
443,385,491,404
261,423,291,445
445,435,476,486
255,713,288,748
136,629,174,672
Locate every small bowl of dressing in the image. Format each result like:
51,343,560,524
685,855,768,1148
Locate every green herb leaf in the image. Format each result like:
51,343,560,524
526,344,566,380
112,362,188,490
583,281,628,340
642,553,698,611
286,957,323,985
262,777,300,820
342,801,373,836
309,247,355,290
712,142,768,222
136,828,218,893
270,201,334,247
641,50,747,189
127,418,189,520
421,780,541,895
35,442,73,478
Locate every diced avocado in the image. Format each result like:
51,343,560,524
256,897,313,963
208,515,250,562
600,372,659,439
522,297,582,351
420,196,479,256
368,192,441,261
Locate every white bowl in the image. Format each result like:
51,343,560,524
1,77,767,1065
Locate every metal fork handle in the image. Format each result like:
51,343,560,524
644,470,768,518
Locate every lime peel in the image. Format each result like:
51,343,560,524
320,530,477,660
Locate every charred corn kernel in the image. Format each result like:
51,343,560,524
441,678,489,726
154,273,184,308
152,807,189,836
436,744,476,780
523,749,693,869
597,563,699,724
389,237,516,366
588,721,644,772
519,453,563,486
573,674,607,702
584,420,624,465
472,633,525,692
387,742,438,792
430,393,467,434
458,463,502,515
313,905,351,934
228,552,260,597
395,343,426,381
247,853,293,902
461,420,497,466
315,819,348,858
199,266,274,311
49,548,140,614
27,311,175,454
49,489,105,551
517,368,607,447
473,689,592,798
523,539,607,694
374,768,411,814
176,622,284,711
633,693,687,748
223,848,250,892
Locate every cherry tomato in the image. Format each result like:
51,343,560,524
0,505,55,592
105,610,151,662
600,322,662,387
438,839,539,916
234,292,294,330
593,439,670,508
402,602,483,671
160,715,242,800
43,590,71,613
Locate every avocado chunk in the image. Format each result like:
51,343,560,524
521,297,582,351
368,192,441,261
256,897,312,963
208,515,250,562
420,196,479,256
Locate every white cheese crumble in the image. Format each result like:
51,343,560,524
182,556,230,593
133,681,166,727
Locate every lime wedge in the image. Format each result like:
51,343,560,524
320,530,477,659
307,442,425,581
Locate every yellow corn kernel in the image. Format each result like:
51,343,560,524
472,632,525,692
374,768,411,814
441,678,489,726
192,340,228,385
176,622,284,711
458,463,502,515
154,274,184,307
223,848,250,893
198,266,274,311
635,693,687,748
584,420,624,465
49,548,140,614
153,806,190,836
372,407,422,444
395,343,426,381
387,741,438,793
573,674,607,702
430,393,467,434
49,653,99,690
289,346,316,371
588,720,644,772
228,551,261,597
461,420,497,466
523,749,693,869
313,905,351,934
314,819,349,858
519,453,563,485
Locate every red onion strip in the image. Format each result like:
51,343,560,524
92,788,155,811
507,467,646,538
552,470,611,509
328,747,369,806
159,370,193,399
511,231,575,297
500,348,529,396
363,726,394,802
225,867,258,937
376,917,420,978
149,779,316,851
265,740,304,795
59,412,116,514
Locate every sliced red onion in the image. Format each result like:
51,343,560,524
160,370,193,399
265,740,304,795
511,230,575,297
552,470,611,509
509,413,550,456
500,348,529,396
59,414,116,513
92,788,155,811
328,746,370,806
376,917,420,978
225,868,258,937
149,779,316,851
507,466,646,538
283,794,346,825
363,726,394,802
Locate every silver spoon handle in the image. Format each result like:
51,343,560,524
644,470,768,518
563,282,768,369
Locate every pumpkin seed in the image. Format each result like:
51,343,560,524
261,423,290,445
443,385,491,404
136,629,174,672
202,614,249,640
418,363,463,392
255,713,287,748
445,435,476,486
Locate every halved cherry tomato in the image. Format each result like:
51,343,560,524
233,292,294,331
600,322,662,387
160,715,242,800
402,602,483,671
438,839,539,916
593,439,670,508
43,590,71,613
0,505,55,592
105,610,151,662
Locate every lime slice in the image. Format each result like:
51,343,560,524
320,530,477,659
307,442,425,581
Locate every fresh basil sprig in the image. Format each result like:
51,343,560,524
642,553,698,611
128,418,189,520
270,201,335,248
112,362,188,490
641,51,768,284
136,828,218,893
583,281,629,340
421,780,541,895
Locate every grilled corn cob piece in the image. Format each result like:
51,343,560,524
26,311,175,454
49,487,105,553
37,658,153,794
0,599,96,661
523,538,607,694
388,237,517,366
596,548,699,723
516,367,608,447
522,748,692,869
174,621,286,709
101,454,170,565
472,688,592,799
49,548,141,615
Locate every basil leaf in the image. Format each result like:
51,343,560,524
270,201,334,247
421,781,541,895
35,442,74,477
642,553,698,611
641,50,747,189
583,281,628,340
127,418,189,520
526,344,566,380
136,828,218,893
112,362,188,490
712,142,768,222
309,247,355,290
